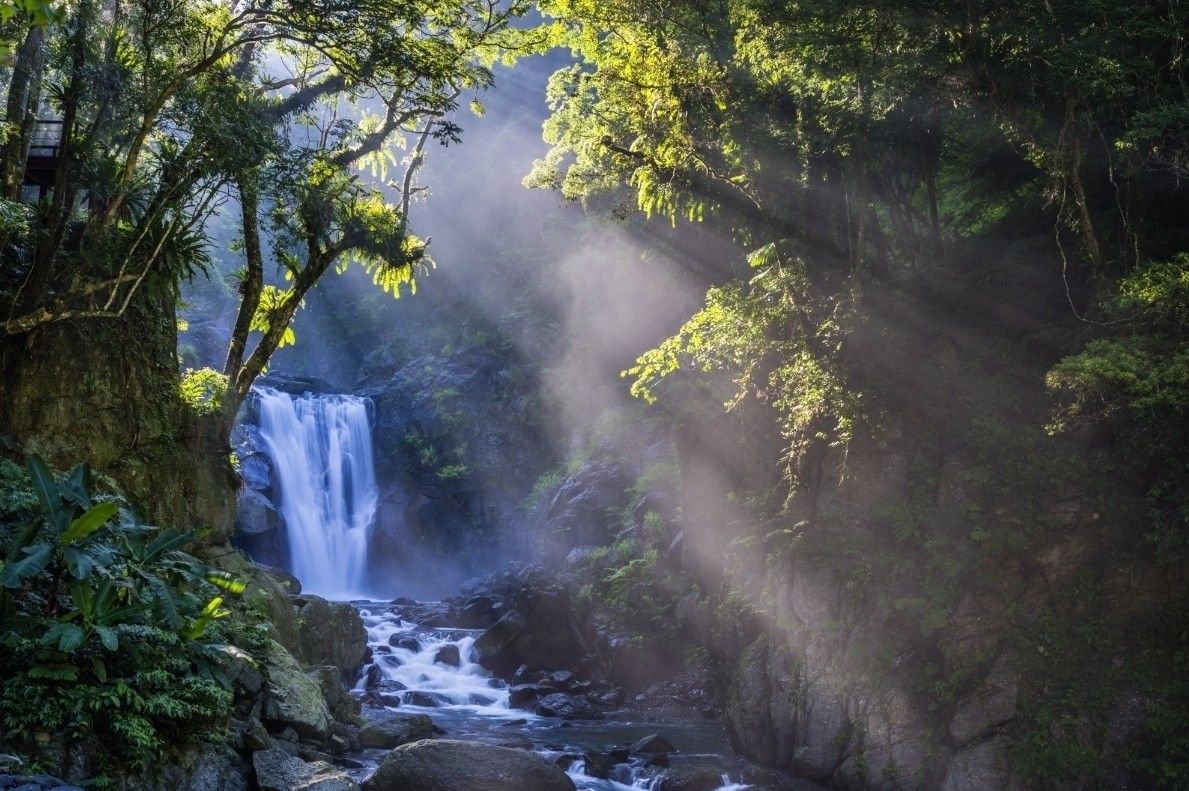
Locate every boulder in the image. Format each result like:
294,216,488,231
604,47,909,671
361,739,576,791
473,584,589,676
307,665,362,724
171,746,250,791
534,693,604,721
631,734,676,754
253,563,302,595
434,644,461,667
236,489,279,536
655,766,723,791
948,653,1019,747
544,461,631,551
261,639,333,742
357,714,434,749
293,596,369,680
252,749,359,791
580,751,615,780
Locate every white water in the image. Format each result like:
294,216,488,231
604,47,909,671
354,604,760,791
256,387,378,599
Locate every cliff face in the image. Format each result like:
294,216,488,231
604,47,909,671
676,393,1187,789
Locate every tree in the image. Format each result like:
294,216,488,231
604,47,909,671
0,0,534,531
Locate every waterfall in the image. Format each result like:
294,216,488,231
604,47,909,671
255,386,378,600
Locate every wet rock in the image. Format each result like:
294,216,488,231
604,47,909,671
434,644,461,667
543,461,631,555
456,596,499,629
581,750,616,780
507,684,548,710
655,766,723,791
390,601,453,628
293,596,369,681
940,737,1011,791
389,635,421,652
357,714,434,749
306,665,362,724
405,691,446,708
361,739,576,791
534,693,605,721
473,584,590,676
236,489,279,536
631,734,676,754
252,748,359,791
261,639,333,742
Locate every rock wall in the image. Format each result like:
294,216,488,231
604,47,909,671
676,411,1189,789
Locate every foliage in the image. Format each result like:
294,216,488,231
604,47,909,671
0,0,540,418
0,455,243,774
178,368,229,416
626,241,865,475
1047,253,1189,555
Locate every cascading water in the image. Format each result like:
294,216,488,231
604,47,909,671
255,386,378,600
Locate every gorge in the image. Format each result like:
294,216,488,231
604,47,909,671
1,1,1188,790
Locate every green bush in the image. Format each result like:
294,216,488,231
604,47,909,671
0,455,243,776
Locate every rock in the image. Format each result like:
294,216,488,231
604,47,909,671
405,691,446,707
434,644,461,667
940,737,1012,791
389,635,421,652
357,714,434,749
236,489,279,536
631,734,676,754
261,639,333,742
361,739,576,791
306,665,362,724
473,583,590,676
948,653,1020,747
507,684,547,710
544,461,631,553
293,596,370,681
166,746,251,791
456,596,499,629
253,563,302,595
580,751,616,780
390,601,454,628
534,693,605,720
655,766,723,791
252,748,360,791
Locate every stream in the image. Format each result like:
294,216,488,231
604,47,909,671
348,602,762,791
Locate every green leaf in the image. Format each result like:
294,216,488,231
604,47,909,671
42,622,86,652
144,573,183,629
94,624,118,651
70,581,94,616
203,568,246,595
61,462,93,509
0,543,53,588
27,663,79,681
91,655,108,682
61,501,117,544
5,518,43,562
25,453,65,531
142,527,193,561
62,546,93,581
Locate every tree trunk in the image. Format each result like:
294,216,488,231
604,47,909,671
0,285,237,546
1,24,47,200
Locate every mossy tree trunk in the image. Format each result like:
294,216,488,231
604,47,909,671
0,286,237,548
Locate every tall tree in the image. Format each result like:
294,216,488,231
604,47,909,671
0,0,533,529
